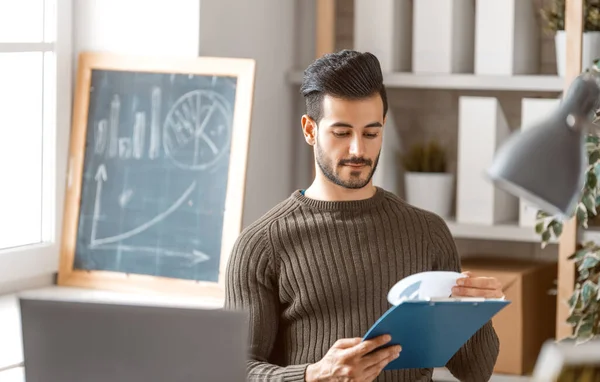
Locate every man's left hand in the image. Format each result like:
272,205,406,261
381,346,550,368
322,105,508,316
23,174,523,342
451,272,504,299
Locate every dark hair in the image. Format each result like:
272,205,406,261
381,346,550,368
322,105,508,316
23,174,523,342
300,50,388,123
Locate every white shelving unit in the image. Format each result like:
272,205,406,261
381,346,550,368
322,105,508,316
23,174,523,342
444,219,549,243
287,71,564,92
445,219,600,244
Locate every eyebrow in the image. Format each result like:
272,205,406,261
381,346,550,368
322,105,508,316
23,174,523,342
330,121,383,128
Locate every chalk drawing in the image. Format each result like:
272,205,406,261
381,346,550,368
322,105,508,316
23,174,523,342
90,245,211,265
132,112,146,159
148,87,161,159
90,162,197,247
163,86,232,171
119,189,134,208
94,119,108,155
108,95,120,158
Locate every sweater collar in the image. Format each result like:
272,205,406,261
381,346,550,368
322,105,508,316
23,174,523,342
291,187,386,211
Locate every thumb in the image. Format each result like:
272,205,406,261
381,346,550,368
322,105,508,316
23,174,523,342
461,271,472,277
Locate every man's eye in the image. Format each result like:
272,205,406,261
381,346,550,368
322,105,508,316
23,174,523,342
365,133,379,138
333,131,350,137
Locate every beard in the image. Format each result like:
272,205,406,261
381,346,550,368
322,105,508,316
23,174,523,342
315,141,380,189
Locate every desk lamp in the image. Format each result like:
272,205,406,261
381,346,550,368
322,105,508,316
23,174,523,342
487,72,600,218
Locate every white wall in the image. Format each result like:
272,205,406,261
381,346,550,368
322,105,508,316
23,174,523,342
198,0,298,226
73,0,200,57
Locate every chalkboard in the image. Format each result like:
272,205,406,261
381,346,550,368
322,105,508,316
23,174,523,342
58,52,255,298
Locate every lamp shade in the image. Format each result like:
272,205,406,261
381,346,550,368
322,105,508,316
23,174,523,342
487,74,600,217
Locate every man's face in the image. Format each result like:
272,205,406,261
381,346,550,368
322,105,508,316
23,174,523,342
314,93,384,189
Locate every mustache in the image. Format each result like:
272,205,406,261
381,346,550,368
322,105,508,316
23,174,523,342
339,157,372,166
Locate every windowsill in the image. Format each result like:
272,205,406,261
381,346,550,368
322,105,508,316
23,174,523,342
0,284,224,379
0,367,24,382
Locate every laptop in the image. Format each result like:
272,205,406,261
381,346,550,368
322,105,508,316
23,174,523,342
18,297,248,382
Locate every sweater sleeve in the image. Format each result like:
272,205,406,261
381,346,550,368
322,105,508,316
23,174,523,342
427,214,500,382
223,225,309,381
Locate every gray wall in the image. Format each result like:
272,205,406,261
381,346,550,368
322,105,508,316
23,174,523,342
198,0,299,227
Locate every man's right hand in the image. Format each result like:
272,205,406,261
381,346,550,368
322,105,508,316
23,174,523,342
304,334,401,381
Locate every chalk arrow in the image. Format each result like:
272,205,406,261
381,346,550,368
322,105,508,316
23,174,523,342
95,164,107,182
192,249,210,264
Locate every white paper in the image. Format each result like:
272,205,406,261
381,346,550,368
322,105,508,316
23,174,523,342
387,271,464,305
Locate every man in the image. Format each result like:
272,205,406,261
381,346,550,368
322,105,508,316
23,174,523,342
224,50,503,382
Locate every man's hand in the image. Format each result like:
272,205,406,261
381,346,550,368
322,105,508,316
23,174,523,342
305,334,401,382
452,271,504,298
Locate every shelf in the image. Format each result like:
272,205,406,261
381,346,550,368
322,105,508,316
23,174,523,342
444,219,548,243
433,368,532,381
443,218,600,244
287,71,565,92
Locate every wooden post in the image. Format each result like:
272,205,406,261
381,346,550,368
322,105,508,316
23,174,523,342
556,0,583,341
316,0,336,58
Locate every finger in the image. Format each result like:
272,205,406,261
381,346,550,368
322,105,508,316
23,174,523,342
363,351,399,380
452,286,504,298
457,276,502,290
344,334,391,358
332,337,363,349
360,344,401,369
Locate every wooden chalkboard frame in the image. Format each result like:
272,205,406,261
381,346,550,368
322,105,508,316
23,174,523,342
57,52,255,299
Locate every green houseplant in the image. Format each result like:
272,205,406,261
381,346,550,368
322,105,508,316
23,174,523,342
535,62,600,344
540,0,600,76
402,140,453,218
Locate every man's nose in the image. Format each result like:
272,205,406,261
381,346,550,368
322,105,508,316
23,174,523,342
349,136,365,157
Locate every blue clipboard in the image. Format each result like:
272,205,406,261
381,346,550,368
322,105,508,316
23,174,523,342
362,299,510,370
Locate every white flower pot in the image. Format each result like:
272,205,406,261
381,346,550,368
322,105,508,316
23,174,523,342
555,31,600,76
404,172,454,218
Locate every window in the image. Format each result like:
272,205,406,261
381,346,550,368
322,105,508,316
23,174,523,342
0,0,72,284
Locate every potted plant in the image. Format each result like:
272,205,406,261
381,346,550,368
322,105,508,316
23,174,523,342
540,0,600,76
401,139,453,218
534,62,600,344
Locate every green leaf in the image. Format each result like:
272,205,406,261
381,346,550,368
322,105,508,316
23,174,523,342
570,247,591,261
575,314,596,343
568,290,580,310
580,254,600,270
536,210,552,220
589,150,600,165
541,230,551,246
583,191,597,215
594,162,600,180
550,221,563,237
586,134,600,145
566,313,583,326
585,171,597,191
577,204,589,228
535,221,545,235
581,280,598,308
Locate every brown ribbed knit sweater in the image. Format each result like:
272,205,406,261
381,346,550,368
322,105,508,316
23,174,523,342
224,187,499,382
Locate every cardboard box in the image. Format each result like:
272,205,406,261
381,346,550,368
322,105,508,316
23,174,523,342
461,257,557,375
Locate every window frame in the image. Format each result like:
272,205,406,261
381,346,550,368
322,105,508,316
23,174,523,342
0,0,73,287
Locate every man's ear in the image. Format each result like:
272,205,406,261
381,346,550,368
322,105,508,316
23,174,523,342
301,114,317,146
